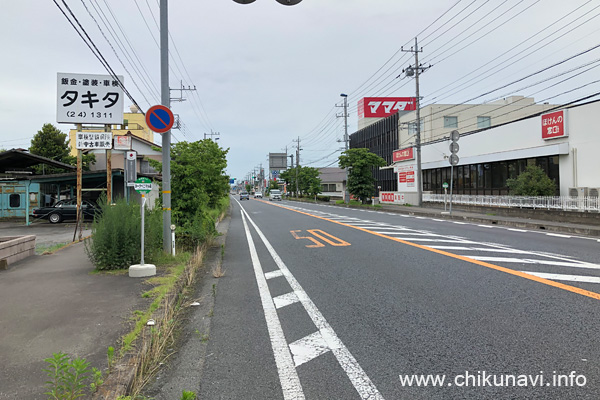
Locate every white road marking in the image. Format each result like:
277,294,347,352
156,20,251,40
265,270,284,280
432,219,445,222
373,231,443,237
546,233,572,238
241,207,385,400
508,228,528,232
289,332,331,367
401,238,478,243
453,221,467,224
273,292,300,309
521,271,600,284
478,225,494,228
239,208,305,400
464,256,600,270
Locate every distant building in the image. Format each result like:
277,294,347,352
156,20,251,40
318,167,346,199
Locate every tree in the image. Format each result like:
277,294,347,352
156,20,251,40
29,123,95,172
150,139,229,219
338,148,386,203
298,166,321,196
280,166,320,197
506,165,557,196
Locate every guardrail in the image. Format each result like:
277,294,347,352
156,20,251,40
423,194,600,212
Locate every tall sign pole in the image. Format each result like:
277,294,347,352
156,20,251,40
160,0,172,254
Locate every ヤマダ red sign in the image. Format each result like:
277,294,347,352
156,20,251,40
541,110,567,140
393,147,414,162
358,97,416,118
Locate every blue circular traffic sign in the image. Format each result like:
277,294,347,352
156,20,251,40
146,105,174,133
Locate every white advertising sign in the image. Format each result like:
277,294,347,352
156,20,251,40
380,192,406,204
75,132,113,150
114,135,132,150
394,164,417,191
57,72,124,124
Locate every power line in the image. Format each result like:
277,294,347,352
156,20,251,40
53,0,144,114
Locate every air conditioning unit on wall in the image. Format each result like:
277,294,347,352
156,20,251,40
569,187,589,197
588,188,600,198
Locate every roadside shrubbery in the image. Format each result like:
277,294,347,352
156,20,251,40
85,198,162,270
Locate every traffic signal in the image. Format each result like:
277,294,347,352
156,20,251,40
449,130,459,166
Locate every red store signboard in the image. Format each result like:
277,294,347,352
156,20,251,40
358,97,416,118
393,147,414,162
541,110,567,140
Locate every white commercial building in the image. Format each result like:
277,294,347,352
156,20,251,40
385,99,600,204
346,97,600,205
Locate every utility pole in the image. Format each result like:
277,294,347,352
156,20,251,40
338,94,349,204
204,130,220,140
294,137,301,198
160,0,171,253
402,37,430,208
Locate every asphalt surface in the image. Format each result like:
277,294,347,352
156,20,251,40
2,199,599,399
0,220,92,248
168,197,600,400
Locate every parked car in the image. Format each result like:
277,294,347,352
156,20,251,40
32,199,100,224
239,191,250,201
269,189,282,201
254,191,263,198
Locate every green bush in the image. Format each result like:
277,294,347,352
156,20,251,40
85,198,162,270
506,165,557,196
316,195,330,202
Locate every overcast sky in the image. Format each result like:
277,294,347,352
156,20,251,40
2,0,600,180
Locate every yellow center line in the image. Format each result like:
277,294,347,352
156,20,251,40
262,201,600,301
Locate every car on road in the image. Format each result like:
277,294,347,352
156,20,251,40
254,191,263,198
239,191,250,201
32,199,100,224
269,189,282,201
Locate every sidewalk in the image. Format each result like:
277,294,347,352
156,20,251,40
0,242,149,400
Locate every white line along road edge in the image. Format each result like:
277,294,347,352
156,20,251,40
239,204,385,400
240,208,305,400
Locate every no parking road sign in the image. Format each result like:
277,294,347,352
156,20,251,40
146,105,174,133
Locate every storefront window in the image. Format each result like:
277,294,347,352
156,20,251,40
492,162,508,188
483,164,492,189
470,165,477,189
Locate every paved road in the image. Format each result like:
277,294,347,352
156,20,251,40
192,197,600,399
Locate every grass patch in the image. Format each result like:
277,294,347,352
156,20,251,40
120,252,191,356
36,242,69,255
